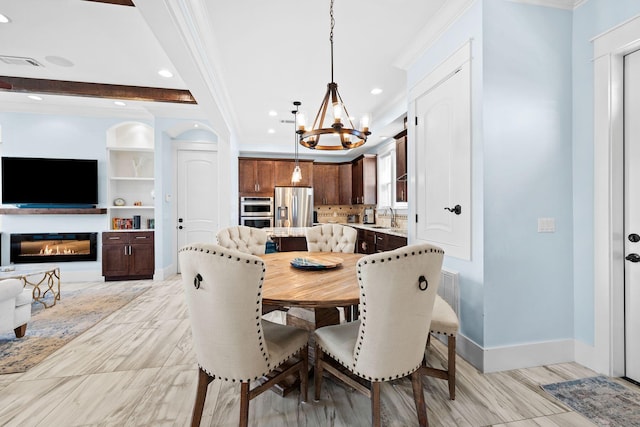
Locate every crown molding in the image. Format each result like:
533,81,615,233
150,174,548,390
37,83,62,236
506,0,585,10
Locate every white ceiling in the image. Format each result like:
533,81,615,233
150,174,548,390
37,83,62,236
0,0,476,158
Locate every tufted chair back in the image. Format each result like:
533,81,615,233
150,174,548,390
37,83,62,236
353,243,443,379
305,224,357,253
216,225,268,256
179,242,271,380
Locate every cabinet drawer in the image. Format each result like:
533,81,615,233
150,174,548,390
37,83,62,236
102,232,128,244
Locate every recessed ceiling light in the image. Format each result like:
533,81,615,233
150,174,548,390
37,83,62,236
114,101,126,106
45,55,74,67
194,124,199,128
269,110,278,117
0,13,10,24
28,95,43,101
268,129,275,134
379,135,389,140
370,88,383,95
158,69,173,78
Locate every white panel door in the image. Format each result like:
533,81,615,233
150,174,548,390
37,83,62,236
415,62,471,260
624,48,640,383
176,149,218,271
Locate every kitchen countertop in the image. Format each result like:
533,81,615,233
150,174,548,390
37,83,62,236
264,224,407,238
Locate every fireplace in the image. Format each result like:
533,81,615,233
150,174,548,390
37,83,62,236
10,233,98,264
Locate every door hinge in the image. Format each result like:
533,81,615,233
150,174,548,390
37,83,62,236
415,214,418,223
415,116,418,126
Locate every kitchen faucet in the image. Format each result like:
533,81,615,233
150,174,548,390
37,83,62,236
387,207,398,229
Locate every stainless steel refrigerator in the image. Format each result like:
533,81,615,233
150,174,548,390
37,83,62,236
274,186,314,227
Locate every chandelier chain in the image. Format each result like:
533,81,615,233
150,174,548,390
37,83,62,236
330,0,335,83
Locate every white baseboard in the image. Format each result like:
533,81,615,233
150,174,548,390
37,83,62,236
454,335,577,373
61,269,104,283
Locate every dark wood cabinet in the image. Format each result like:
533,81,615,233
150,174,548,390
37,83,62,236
274,160,313,187
375,232,407,253
395,129,408,203
102,231,154,281
352,154,377,205
356,229,376,254
272,236,308,252
313,163,340,205
339,163,352,205
239,158,275,196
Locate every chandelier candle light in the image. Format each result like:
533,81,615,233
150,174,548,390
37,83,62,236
291,101,302,183
296,0,371,150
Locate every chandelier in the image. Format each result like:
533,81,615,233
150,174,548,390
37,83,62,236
291,101,302,183
296,0,370,150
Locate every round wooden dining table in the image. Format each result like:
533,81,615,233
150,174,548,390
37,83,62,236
261,251,362,309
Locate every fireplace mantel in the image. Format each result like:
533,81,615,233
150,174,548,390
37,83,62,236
0,208,107,215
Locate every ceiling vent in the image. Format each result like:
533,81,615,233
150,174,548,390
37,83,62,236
0,55,43,67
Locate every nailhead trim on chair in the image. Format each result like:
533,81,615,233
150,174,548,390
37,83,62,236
179,244,277,375
323,245,445,381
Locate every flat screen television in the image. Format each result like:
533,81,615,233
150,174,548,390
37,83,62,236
1,156,98,208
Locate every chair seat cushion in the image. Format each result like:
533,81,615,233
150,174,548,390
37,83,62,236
430,295,458,336
314,320,360,368
15,289,33,307
262,320,309,368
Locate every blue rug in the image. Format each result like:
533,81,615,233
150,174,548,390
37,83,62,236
542,376,640,426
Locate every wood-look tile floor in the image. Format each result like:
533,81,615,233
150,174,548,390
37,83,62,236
0,275,633,426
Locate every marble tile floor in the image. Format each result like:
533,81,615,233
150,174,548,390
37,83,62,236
0,275,631,426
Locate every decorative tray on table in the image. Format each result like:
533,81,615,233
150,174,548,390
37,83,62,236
290,255,343,270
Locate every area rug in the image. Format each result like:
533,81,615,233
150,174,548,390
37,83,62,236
0,284,149,374
541,376,640,426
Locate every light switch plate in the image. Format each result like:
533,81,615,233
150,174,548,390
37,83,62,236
538,217,556,233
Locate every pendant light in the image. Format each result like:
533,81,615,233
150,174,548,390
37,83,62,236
296,0,371,150
291,101,302,183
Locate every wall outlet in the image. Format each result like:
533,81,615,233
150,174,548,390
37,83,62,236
538,217,556,233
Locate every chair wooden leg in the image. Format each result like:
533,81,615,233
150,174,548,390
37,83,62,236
299,346,308,402
239,381,250,427
191,368,213,427
411,370,429,427
371,381,381,427
14,323,27,338
314,343,324,401
448,335,456,400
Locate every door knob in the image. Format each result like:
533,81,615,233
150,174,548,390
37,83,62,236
625,253,640,263
629,233,640,243
178,225,183,230
444,204,462,215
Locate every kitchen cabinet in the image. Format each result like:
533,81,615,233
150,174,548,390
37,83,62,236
272,236,308,252
102,231,154,280
395,129,408,203
313,163,340,205
375,232,407,253
274,160,313,187
356,229,376,254
239,158,275,196
352,154,377,205
339,163,352,205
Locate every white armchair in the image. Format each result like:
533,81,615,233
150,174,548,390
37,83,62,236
0,278,33,338
216,225,268,255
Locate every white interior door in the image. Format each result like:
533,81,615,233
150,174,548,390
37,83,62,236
415,61,471,260
176,148,218,271
624,48,640,383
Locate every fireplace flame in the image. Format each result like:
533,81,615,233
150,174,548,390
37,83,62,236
40,245,77,255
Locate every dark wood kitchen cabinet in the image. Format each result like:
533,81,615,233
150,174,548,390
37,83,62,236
313,163,340,205
356,229,376,254
274,160,313,187
352,154,377,205
102,231,154,281
375,232,407,253
271,236,308,252
395,129,408,203
339,163,352,205
239,158,275,196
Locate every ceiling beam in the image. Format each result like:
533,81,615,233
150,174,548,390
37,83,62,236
0,76,197,104
83,0,135,6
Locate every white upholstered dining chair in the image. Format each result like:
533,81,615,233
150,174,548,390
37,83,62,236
179,243,309,427
313,243,444,427
216,225,268,255
305,223,358,320
305,223,357,253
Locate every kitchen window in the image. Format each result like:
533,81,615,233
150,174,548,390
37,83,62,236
378,146,394,209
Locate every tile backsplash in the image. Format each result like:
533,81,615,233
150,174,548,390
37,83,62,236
315,205,407,229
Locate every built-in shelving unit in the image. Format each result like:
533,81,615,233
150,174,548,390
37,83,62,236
106,123,155,230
